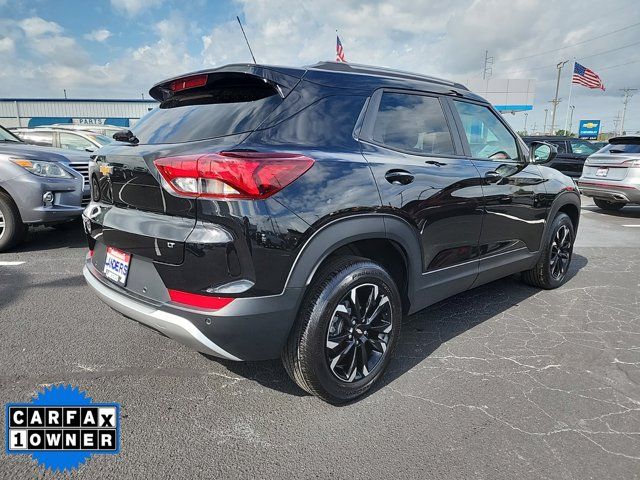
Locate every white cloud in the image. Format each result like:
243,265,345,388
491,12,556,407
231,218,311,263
84,29,112,42
0,36,14,53
19,17,63,37
110,0,163,16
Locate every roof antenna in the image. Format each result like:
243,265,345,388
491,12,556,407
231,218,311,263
236,16,257,64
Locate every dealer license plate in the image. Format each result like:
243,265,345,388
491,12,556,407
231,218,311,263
596,167,608,177
103,247,131,287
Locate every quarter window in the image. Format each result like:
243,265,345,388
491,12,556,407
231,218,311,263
453,101,519,161
372,92,455,155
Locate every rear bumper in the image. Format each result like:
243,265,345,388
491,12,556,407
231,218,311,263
83,261,302,361
576,180,640,203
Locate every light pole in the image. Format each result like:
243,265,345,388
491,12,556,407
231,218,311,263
524,112,528,135
568,105,575,135
543,108,549,134
550,60,568,135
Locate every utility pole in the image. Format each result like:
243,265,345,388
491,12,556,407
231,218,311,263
524,112,528,135
620,88,637,136
531,123,538,135
543,108,549,134
613,111,621,135
550,60,568,135
568,105,575,135
483,50,493,80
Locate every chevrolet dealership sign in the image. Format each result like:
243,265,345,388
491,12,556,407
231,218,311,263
578,120,601,139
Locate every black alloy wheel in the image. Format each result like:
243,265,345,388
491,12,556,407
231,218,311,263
325,283,392,382
521,212,575,289
549,224,572,280
282,255,401,404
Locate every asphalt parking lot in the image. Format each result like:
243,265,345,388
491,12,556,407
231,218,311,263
1,197,639,479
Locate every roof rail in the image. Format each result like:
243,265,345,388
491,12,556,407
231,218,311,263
307,61,469,91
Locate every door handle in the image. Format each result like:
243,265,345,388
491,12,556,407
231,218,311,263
484,171,503,183
385,169,414,185
425,160,447,167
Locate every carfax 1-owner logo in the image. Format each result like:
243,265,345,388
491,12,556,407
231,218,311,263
5,384,120,474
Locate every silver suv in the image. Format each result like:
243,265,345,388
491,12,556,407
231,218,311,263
577,136,640,211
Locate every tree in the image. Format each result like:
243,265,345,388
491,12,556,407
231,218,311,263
554,129,575,137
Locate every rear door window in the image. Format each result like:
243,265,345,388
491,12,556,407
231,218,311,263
132,76,283,145
569,139,599,156
371,92,455,155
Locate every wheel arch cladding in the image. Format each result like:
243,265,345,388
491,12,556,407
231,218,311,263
287,215,422,314
549,192,581,235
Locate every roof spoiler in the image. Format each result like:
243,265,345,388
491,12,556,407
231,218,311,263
149,64,305,102
609,136,640,145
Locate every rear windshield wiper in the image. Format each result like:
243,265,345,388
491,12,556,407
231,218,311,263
113,130,139,144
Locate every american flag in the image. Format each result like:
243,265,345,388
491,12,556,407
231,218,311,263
336,35,346,63
572,62,605,91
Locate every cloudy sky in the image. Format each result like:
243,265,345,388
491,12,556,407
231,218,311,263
0,0,639,134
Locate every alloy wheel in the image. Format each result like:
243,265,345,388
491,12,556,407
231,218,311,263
550,224,572,280
0,210,4,241
325,283,393,382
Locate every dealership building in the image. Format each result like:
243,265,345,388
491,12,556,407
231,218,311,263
0,98,158,129
0,79,535,130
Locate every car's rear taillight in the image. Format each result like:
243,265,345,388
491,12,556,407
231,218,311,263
622,159,640,167
154,152,314,200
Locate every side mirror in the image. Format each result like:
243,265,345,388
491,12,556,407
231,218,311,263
528,141,557,164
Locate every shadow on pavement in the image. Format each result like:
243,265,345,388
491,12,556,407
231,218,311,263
11,221,86,253
215,253,588,401
582,204,640,219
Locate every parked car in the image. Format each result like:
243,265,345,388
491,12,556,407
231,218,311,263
521,135,599,178
590,141,607,150
0,125,90,251
83,62,580,403
13,127,114,152
577,135,640,211
49,124,127,137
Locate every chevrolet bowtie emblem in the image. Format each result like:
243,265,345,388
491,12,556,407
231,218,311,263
99,165,113,175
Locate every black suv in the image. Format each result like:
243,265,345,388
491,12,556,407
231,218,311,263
83,62,580,403
521,135,600,178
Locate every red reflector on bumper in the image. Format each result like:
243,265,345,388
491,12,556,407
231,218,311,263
168,289,234,310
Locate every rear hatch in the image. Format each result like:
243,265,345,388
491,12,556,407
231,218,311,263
582,137,640,181
89,66,302,265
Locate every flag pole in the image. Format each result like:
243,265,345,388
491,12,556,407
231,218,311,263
563,60,575,133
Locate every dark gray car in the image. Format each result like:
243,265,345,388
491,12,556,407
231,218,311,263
0,125,90,251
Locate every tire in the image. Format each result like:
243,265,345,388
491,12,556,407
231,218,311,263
282,255,402,404
522,212,574,289
594,198,625,211
0,192,27,252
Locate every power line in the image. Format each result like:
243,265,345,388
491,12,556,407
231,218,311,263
501,41,640,76
494,21,640,65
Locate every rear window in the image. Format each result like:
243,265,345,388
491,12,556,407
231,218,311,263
599,142,640,154
132,77,282,144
